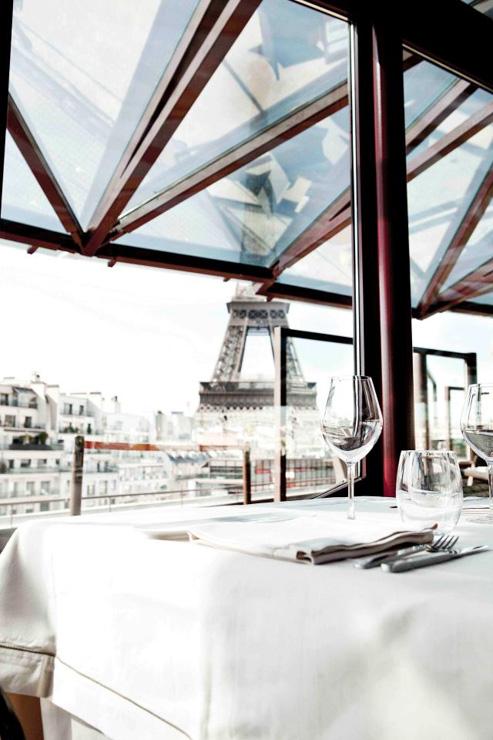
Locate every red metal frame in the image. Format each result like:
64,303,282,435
7,97,83,246
0,0,13,209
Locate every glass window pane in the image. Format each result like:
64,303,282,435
0,238,356,519
285,336,353,497
413,353,468,458
9,0,203,226
125,0,349,212
1,133,64,231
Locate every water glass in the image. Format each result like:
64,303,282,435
396,450,463,533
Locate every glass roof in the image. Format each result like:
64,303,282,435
1,0,492,318
404,58,493,312
276,226,352,295
470,291,493,306
9,0,202,227
1,133,64,231
119,107,351,267
124,0,349,214
443,197,493,289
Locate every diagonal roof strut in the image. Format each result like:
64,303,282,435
7,96,84,247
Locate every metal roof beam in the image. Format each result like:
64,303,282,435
7,96,84,247
423,254,493,317
0,0,13,209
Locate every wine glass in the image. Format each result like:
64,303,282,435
461,383,493,511
321,376,383,520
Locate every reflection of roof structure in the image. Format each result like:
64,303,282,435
0,0,492,318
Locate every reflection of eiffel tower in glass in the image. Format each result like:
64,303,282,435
198,291,317,413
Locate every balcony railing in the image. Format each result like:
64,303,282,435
0,466,71,475
7,443,64,451
0,398,38,409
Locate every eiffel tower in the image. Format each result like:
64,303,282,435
198,290,317,411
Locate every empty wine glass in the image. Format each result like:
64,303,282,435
321,376,382,520
461,383,493,510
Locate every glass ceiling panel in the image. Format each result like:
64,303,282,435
442,197,493,290
470,291,493,306
117,107,351,268
411,88,493,159
9,0,202,227
276,226,352,295
404,62,460,131
1,133,64,231
124,0,349,213
408,126,493,306
404,51,493,309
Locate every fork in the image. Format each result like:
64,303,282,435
354,533,459,569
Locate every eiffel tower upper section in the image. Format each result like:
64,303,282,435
198,288,317,411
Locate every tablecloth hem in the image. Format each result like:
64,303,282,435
52,657,192,740
0,644,53,696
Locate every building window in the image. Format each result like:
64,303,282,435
79,405,84,416
24,417,32,428
20,459,31,468
5,415,15,427
26,482,35,495
0,394,8,406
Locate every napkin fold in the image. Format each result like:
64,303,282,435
148,514,435,565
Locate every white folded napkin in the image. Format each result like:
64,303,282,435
148,514,435,564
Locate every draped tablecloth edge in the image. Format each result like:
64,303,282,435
0,643,53,696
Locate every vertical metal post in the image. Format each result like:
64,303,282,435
69,435,84,516
413,351,429,449
273,327,287,502
0,0,13,207
465,353,477,462
372,13,415,495
242,447,251,505
349,13,383,496
465,353,478,387
444,386,452,451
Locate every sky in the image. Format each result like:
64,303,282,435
0,241,492,421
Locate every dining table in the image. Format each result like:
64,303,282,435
0,496,492,740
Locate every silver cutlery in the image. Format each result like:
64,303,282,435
353,534,458,569
381,545,489,573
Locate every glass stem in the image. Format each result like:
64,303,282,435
488,464,493,510
347,462,356,520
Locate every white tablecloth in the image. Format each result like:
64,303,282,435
1,497,493,740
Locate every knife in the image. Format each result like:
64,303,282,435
353,544,429,569
381,545,489,573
